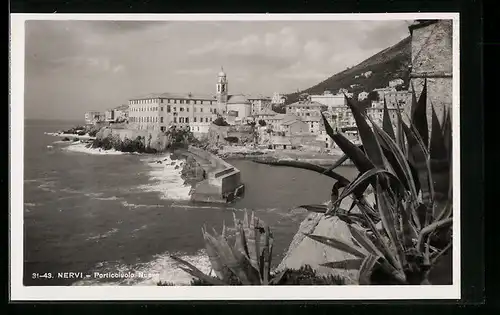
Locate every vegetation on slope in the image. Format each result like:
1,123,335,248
282,36,411,109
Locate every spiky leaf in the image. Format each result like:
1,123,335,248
382,98,396,140
321,259,363,270
358,254,380,285
344,94,385,168
411,79,429,148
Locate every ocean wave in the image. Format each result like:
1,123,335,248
72,249,212,286
86,228,119,241
138,155,192,201
95,196,121,201
64,143,125,155
120,201,163,209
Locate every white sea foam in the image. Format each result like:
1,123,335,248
45,132,95,140
138,155,192,201
64,143,125,155
86,228,119,241
72,249,212,286
120,201,163,209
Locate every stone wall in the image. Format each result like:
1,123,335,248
409,20,453,127
96,127,171,152
208,124,255,146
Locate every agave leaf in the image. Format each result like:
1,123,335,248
382,97,396,140
394,100,407,157
253,158,351,186
356,200,402,273
262,225,271,284
233,221,250,258
430,103,450,219
358,254,380,285
430,241,452,265
368,115,419,197
348,224,383,257
321,259,364,270
411,78,429,148
375,180,407,270
170,255,226,285
333,168,404,210
228,240,261,284
208,231,256,285
304,233,367,258
344,94,385,168
402,120,433,222
321,112,375,174
417,217,453,252
322,151,353,175
201,228,234,282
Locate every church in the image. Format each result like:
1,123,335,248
127,68,270,135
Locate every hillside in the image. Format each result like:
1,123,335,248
280,36,411,109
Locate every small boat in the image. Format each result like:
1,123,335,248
47,145,53,149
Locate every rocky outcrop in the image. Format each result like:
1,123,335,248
276,193,376,285
180,155,206,187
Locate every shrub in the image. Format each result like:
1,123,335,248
258,119,267,127
88,129,98,137
77,131,86,136
62,137,70,141
253,79,452,285
213,117,230,127
171,212,287,285
224,136,239,144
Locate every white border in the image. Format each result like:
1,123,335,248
10,13,461,301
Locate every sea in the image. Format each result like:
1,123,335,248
22,119,358,286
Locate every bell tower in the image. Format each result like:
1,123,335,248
216,67,228,113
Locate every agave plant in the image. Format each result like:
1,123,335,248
254,79,453,285
171,212,287,285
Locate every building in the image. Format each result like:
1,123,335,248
408,19,452,126
113,105,129,122
85,111,105,125
384,90,411,108
373,87,397,100
303,115,322,134
271,92,287,105
366,100,405,139
389,78,405,88
285,100,324,119
248,95,272,115
127,69,258,135
104,105,129,123
358,91,369,101
310,90,346,108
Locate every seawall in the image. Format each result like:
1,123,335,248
186,146,244,203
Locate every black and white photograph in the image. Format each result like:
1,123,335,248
10,13,460,300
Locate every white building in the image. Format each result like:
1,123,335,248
358,91,369,101
310,91,346,109
271,92,287,105
85,111,105,125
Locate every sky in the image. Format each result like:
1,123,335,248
24,19,411,120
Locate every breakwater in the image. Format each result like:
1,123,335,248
185,146,244,203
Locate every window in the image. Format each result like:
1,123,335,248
174,117,177,123
180,107,184,112
180,100,184,104
161,126,166,132
174,107,177,112
210,117,213,122
194,117,197,122
200,108,203,113
197,127,200,131
167,105,171,113
186,118,189,123
161,117,164,123
205,117,208,123
161,106,163,111
186,107,189,112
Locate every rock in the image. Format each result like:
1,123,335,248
174,165,180,169
277,194,376,285
170,162,176,166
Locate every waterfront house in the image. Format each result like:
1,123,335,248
85,111,105,125
127,69,264,136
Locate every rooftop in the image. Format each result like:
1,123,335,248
287,101,324,107
129,92,216,101
227,94,250,104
